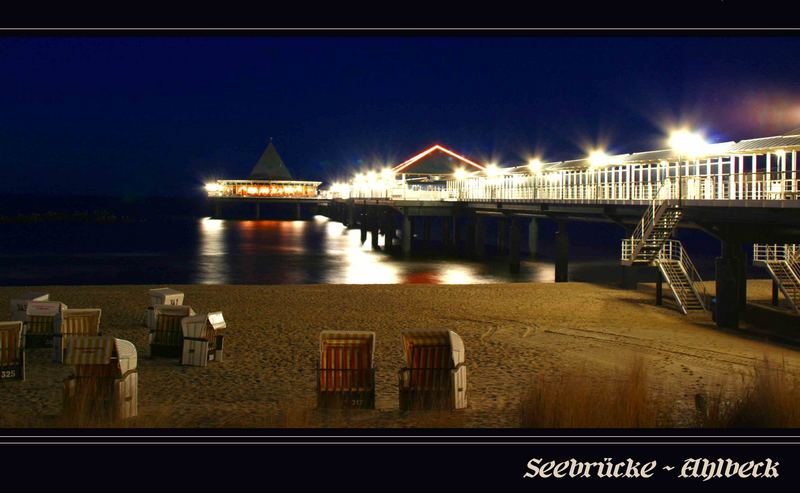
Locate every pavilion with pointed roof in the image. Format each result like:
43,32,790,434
205,139,321,199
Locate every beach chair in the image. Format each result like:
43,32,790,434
143,287,185,327
316,330,376,409
398,330,467,410
149,304,195,358
9,292,49,322
53,309,102,363
181,311,226,367
63,336,138,422
0,321,24,381
25,301,67,348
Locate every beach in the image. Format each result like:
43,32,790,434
1,280,799,428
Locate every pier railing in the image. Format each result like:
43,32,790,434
753,244,800,263
660,240,708,311
323,169,800,204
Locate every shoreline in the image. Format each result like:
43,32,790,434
1,280,799,428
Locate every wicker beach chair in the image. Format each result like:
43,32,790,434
143,287,185,327
317,330,376,409
63,336,138,422
54,309,102,363
180,311,226,367
0,321,24,381
398,330,467,410
9,292,49,322
25,301,67,348
149,304,195,358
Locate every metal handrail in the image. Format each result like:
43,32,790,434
753,244,800,262
628,179,675,260
659,240,708,311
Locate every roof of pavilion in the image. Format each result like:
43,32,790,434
249,140,294,180
391,145,487,175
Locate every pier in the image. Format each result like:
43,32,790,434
206,131,800,330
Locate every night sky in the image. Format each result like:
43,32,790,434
2,36,800,197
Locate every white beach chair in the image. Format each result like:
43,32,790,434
25,301,67,348
398,330,467,410
63,336,138,422
0,321,25,381
180,311,226,367
9,292,49,323
53,308,102,363
317,330,376,409
149,304,195,358
143,287,185,327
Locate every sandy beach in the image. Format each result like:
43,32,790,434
1,280,799,428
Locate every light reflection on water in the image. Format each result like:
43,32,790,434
0,215,626,286
195,215,557,285
197,217,229,284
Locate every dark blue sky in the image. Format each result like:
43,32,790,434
2,36,800,197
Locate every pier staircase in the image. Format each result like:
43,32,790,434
753,244,800,313
622,180,682,265
623,238,708,314
621,181,707,314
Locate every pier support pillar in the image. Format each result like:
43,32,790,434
442,216,452,253
255,202,261,220
621,265,653,290
384,211,396,254
738,251,747,313
453,215,463,255
656,269,663,305
402,212,412,257
370,209,380,250
423,217,432,251
466,216,476,256
528,218,539,258
474,216,486,258
715,240,745,329
509,216,521,273
555,220,569,283
497,217,508,256
295,203,302,220
360,207,367,245
213,201,221,219
773,279,780,306
346,203,355,228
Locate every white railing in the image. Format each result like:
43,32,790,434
753,244,800,263
325,169,799,205
621,238,636,262
661,240,708,311
628,179,676,261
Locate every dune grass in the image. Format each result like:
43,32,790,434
519,356,800,428
696,358,800,428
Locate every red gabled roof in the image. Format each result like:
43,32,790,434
391,144,487,174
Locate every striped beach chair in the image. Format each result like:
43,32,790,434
317,330,376,409
9,292,49,322
398,330,467,410
53,309,102,363
25,301,67,348
143,287,185,327
149,304,195,358
63,336,138,422
0,321,24,381
181,311,226,367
